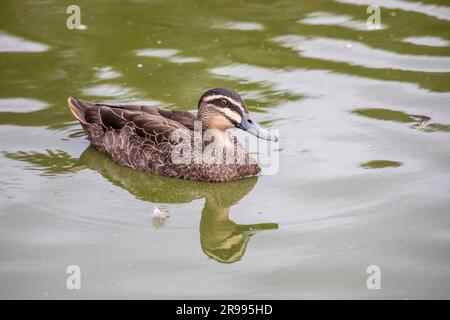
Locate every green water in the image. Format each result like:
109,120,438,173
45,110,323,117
1,0,450,299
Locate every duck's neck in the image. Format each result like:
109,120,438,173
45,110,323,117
203,128,231,146
197,113,233,147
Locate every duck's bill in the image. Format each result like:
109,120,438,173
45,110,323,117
236,114,278,142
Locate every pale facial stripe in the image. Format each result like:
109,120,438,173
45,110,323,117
220,108,242,124
202,94,245,113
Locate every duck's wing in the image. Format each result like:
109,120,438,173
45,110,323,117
94,102,197,131
68,97,192,144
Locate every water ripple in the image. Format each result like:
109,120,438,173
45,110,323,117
0,32,49,53
298,12,385,30
214,21,264,31
274,35,450,73
0,98,49,113
335,0,450,22
402,36,449,47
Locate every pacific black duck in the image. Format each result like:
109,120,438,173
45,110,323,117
68,88,277,182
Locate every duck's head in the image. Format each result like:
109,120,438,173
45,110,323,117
197,88,277,142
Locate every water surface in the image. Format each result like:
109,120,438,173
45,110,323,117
1,0,450,299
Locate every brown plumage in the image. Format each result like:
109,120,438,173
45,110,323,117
67,88,276,182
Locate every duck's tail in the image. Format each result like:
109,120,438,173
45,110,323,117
67,97,92,124
67,97,104,150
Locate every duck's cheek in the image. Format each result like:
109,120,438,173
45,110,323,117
209,114,234,130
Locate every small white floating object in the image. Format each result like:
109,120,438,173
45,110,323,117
137,63,143,68
152,206,170,219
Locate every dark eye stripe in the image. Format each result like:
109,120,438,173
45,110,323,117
209,98,243,116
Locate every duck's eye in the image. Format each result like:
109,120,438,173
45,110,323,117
220,99,229,106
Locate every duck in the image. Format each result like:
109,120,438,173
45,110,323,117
67,88,277,182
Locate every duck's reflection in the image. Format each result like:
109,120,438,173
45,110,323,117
77,147,278,263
